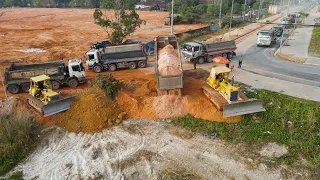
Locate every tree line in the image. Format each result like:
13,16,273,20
1,0,283,9
0,0,140,8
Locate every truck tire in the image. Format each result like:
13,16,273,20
227,52,233,59
109,64,117,71
51,80,61,90
21,82,30,93
67,78,79,88
7,84,20,94
93,65,103,73
128,62,137,69
198,57,205,64
138,60,147,68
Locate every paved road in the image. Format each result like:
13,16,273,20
234,13,320,87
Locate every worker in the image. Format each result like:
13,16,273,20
238,55,243,68
193,59,197,70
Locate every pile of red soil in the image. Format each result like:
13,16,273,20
158,44,181,76
56,88,125,133
117,72,241,122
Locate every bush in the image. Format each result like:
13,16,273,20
180,33,191,42
90,74,120,99
0,113,41,176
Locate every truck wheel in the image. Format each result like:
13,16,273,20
7,84,20,94
109,64,117,71
51,80,61,90
198,57,205,64
227,52,233,59
138,61,147,68
21,83,30,93
93,65,103,73
67,78,79,88
222,53,228,58
128,62,137,69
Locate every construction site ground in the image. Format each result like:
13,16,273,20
1,8,317,179
0,8,207,65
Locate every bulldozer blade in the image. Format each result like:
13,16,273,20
223,99,266,118
42,96,75,117
28,96,75,117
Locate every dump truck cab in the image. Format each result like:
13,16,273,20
67,59,86,83
257,30,276,47
181,42,206,62
85,49,102,69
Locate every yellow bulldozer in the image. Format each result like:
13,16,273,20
202,66,265,118
27,75,75,117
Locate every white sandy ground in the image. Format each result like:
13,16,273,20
3,119,311,180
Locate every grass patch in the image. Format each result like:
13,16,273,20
174,84,320,171
89,74,120,99
308,18,320,57
0,171,23,180
0,113,42,176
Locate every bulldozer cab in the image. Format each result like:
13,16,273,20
208,66,231,87
30,75,58,104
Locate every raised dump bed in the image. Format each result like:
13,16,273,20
155,35,183,96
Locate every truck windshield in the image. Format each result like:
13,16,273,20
88,54,95,61
258,32,270,36
72,65,80,72
193,46,200,52
183,44,192,52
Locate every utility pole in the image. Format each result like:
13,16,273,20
257,0,263,20
243,0,247,21
219,0,223,28
280,0,291,52
228,0,234,39
170,0,174,35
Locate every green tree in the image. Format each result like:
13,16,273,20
93,0,143,44
206,3,219,18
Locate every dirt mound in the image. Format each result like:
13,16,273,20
153,95,187,119
117,72,240,122
56,88,125,133
158,44,180,76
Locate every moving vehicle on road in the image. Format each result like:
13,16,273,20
256,30,277,47
86,43,148,73
4,59,86,94
181,40,237,64
271,25,284,37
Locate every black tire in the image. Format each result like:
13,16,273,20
7,84,20,94
227,52,233,59
222,53,228,58
198,57,205,64
51,80,61,90
21,82,30,93
138,60,147,68
93,65,103,73
128,62,137,69
109,64,117,71
67,78,79,88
